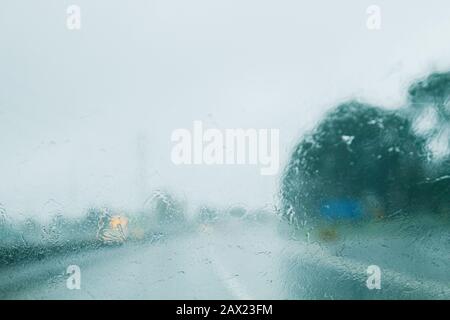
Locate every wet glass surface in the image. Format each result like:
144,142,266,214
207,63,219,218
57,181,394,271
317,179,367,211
1,0,449,300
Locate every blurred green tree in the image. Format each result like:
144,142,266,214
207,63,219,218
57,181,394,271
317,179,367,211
280,101,427,226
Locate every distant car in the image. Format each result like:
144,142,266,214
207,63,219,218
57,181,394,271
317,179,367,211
97,214,128,245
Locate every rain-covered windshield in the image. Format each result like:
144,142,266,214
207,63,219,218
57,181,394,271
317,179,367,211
0,0,449,300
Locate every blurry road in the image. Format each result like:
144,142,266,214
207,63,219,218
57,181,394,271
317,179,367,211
1,219,449,300
0,221,285,299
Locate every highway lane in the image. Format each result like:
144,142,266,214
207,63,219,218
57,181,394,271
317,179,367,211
0,221,285,299
1,219,449,299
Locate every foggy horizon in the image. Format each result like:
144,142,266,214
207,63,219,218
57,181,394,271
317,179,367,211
2,0,450,219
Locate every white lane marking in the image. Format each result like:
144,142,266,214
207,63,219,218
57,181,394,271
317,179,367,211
208,245,254,300
295,243,450,298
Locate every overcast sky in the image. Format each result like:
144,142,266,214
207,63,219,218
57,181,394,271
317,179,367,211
1,0,450,219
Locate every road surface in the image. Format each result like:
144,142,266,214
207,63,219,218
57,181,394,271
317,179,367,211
1,219,449,299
